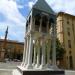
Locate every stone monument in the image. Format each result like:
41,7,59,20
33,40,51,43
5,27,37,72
13,0,65,75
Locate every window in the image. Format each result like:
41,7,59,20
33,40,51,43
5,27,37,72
69,50,71,55
68,40,71,48
67,28,70,36
69,56,73,69
67,21,69,24
67,31,70,36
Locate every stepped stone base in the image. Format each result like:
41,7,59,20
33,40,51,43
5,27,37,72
16,66,65,75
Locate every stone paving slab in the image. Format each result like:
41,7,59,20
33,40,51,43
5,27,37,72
0,62,21,75
0,62,21,69
0,70,12,75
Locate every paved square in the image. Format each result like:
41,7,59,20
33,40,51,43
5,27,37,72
0,62,21,75
0,70,12,75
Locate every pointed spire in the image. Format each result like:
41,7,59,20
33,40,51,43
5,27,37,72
3,26,9,50
5,26,8,40
6,26,8,34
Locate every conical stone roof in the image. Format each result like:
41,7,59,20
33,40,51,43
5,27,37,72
33,0,55,15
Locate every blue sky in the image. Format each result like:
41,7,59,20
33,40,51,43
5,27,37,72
0,0,75,42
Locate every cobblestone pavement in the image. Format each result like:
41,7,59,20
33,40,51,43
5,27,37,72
0,62,21,75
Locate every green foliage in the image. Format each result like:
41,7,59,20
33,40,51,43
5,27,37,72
56,39,65,60
50,39,65,60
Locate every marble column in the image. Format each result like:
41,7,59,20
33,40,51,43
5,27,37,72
21,37,27,66
24,36,29,66
52,23,57,69
35,39,40,68
46,39,51,67
33,41,37,66
26,32,33,69
40,38,46,69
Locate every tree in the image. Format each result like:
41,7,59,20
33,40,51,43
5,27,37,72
50,39,66,65
56,39,65,60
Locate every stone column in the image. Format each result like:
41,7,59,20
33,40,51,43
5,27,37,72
35,39,40,68
24,36,29,66
46,39,51,67
33,40,37,66
37,40,40,67
40,38,46,69
21,37,27,66
52,23,57,69
26,32,33,69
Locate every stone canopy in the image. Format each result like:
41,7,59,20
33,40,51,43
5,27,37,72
33,0,55,15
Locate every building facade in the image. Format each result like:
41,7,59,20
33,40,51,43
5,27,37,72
0,39,24,61
57,12,75,70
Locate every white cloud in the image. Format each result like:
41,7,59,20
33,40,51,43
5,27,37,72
28,1,34,9
17,5,24,8
0,0,26,42
0,0,25,24
46,0,75,15
0,36,5,39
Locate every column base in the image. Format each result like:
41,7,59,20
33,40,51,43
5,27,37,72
39,64,46,69
32,63,35,66
45,64,52,69
21,62,26,67
25,64,33,69
34,64,40,69
39,64,58,70
21,62,24,66
49,65,58,70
